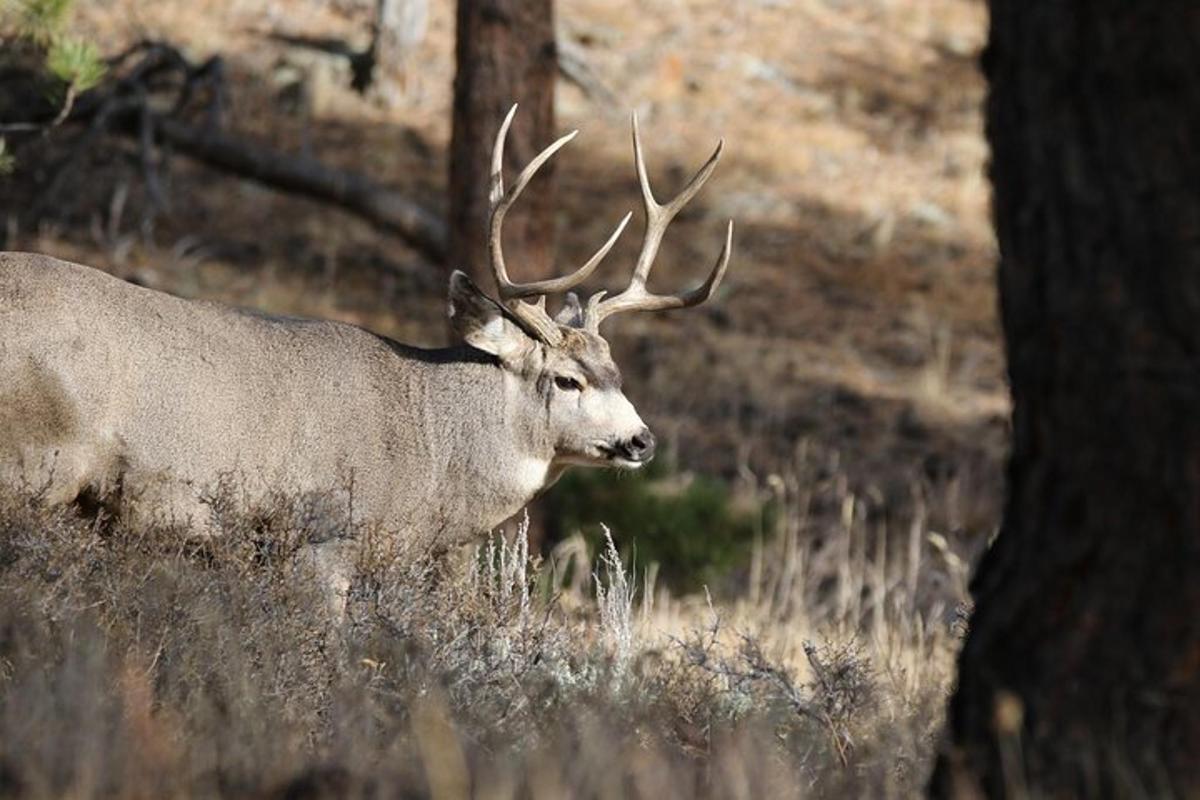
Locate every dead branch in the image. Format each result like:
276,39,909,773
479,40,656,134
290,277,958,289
12,39,447,263
147,115,446,261
557,38,617,107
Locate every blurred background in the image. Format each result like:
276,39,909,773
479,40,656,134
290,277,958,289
0,1,1011,794
0,0,1003,605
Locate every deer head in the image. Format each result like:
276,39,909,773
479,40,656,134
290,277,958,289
448,105,733,470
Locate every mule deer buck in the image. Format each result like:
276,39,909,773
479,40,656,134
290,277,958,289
0,106,732,596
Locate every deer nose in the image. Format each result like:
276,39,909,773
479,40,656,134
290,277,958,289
621,428,656,463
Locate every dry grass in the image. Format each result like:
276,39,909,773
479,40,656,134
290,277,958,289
0,466,965,798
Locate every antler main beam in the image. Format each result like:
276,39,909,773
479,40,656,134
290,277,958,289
488,104,631,343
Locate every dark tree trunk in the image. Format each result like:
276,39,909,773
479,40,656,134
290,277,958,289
449,0,557,287
932,3,1200,797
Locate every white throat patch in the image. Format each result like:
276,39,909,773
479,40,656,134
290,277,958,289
513,455,551,496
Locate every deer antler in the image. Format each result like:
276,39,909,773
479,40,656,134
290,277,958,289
583,113,733,332
489,104,632,345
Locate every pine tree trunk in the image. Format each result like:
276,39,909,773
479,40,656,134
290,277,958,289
932,3,1200,797
448,0,557,286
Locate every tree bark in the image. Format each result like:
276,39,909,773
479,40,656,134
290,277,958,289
932,3,1200,797
449,0,557,287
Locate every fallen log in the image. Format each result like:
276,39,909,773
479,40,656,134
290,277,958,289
149,115,447,263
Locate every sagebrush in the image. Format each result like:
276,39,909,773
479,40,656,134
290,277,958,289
0,481,961,798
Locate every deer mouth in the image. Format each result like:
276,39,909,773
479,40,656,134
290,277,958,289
591,441,652,470
610,455,649,470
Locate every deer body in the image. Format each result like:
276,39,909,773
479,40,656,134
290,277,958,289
0,252,573,543
0,107,732,602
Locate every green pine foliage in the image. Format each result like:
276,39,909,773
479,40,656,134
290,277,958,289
45,34,104,91
13,0,74,46
2,0,105,107
0,0,106,172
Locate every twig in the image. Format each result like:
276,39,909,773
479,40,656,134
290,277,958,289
0,81,78,134
49,83,78,127
32,94,140,217
138,90,168,222
557,38,618,107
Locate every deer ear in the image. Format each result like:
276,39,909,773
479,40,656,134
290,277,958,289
447,271,533,361
554,292,584,327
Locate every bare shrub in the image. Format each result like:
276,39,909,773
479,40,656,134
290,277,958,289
0,478,961,798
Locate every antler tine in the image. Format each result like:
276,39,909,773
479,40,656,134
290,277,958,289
587,114,731,329
588,221,733,327
488,104,632,306
627,113,724,290
488,104,518,207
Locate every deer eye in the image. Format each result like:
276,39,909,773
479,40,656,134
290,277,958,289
554,375,584,392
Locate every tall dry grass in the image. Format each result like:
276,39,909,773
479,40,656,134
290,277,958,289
0,462,969,799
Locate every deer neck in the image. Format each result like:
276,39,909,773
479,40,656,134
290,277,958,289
396,347,555,529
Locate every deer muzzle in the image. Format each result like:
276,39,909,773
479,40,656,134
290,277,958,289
616,428,656,465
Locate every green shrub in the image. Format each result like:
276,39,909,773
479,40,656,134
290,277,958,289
544,460,771,594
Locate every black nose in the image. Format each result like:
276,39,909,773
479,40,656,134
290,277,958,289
621,428,657,462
